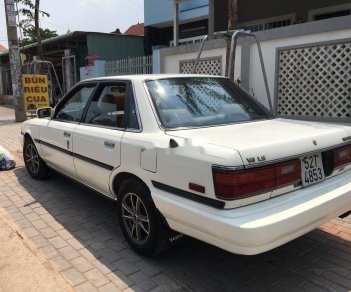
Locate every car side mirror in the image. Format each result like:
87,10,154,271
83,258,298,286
36,107,53,118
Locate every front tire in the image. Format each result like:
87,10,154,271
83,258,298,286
117,179,166,256
23,138,49,179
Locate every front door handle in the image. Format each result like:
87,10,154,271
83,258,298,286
63,132,71,138
104,141,115,148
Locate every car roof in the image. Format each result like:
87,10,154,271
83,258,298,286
86,74,227,82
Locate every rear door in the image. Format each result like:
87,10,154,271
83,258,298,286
73,81,135,197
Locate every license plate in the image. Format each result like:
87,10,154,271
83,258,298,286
300,153,325,187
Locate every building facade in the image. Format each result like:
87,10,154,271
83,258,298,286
145,0,351,53
0,31,145,103
148,1,351,122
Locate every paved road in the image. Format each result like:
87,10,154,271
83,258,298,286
0,209,73,292
0,106,350,291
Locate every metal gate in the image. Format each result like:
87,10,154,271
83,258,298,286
106,56,152,76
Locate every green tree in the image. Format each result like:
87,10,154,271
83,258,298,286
20,27,58,47
15,0,58,59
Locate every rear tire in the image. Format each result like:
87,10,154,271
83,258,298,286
23,138,49,179
117,178,168,256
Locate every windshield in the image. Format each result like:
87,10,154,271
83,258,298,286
146,77,271,129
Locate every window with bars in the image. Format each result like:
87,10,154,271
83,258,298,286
243,19,291,32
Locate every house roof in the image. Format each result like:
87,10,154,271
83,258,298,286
0,44,7,52
0,30,143,58
124,23,144,36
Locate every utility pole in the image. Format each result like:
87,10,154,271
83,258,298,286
173,0,179,47
228,0,238,30
4,0,26,122
34,0,45,61
208,0,214,40
226,0,238,78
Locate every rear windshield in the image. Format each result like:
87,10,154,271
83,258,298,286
145,77,271,129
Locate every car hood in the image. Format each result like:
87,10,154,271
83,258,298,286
166,118,351,166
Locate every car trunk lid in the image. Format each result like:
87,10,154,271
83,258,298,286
166,119,351,166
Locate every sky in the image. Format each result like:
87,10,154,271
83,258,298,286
0,0,144,48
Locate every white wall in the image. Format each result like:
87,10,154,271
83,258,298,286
249,28,351,109
79,60,106,81
164,47,225,74
163,45,242,78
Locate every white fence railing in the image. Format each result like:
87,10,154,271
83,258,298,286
105,56,152,76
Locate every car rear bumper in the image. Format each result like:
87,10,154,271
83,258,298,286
151,170,351,255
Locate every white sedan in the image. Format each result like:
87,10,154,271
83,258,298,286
20,75,351,256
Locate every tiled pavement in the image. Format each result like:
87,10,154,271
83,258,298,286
0,105,351,291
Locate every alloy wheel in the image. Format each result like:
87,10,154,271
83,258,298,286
25,144,40,175
121,192,150,244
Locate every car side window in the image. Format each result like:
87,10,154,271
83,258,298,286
84,83,126,128
125,85,140,130
55,84,96,122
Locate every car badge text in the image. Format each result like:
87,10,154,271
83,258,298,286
246,156,266,164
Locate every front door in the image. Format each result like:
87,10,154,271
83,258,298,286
40,83,97,178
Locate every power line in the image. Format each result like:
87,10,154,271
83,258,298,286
39,18,69,31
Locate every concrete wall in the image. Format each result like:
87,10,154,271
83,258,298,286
155,39,242,80
163,47,228,75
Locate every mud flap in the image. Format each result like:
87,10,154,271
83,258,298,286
339,210,351,219
153,211,184,255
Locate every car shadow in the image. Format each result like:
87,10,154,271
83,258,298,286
13,167,351,291
0,119,17,126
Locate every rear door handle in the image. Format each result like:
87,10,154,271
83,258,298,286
63,132,71,138
104,141,115,148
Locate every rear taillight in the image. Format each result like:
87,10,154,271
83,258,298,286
214,166,275,199
275,160,301,187
213,159,301,200
333,145,351,169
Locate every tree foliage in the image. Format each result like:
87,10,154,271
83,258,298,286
21,27,58,46
14,0,58,47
